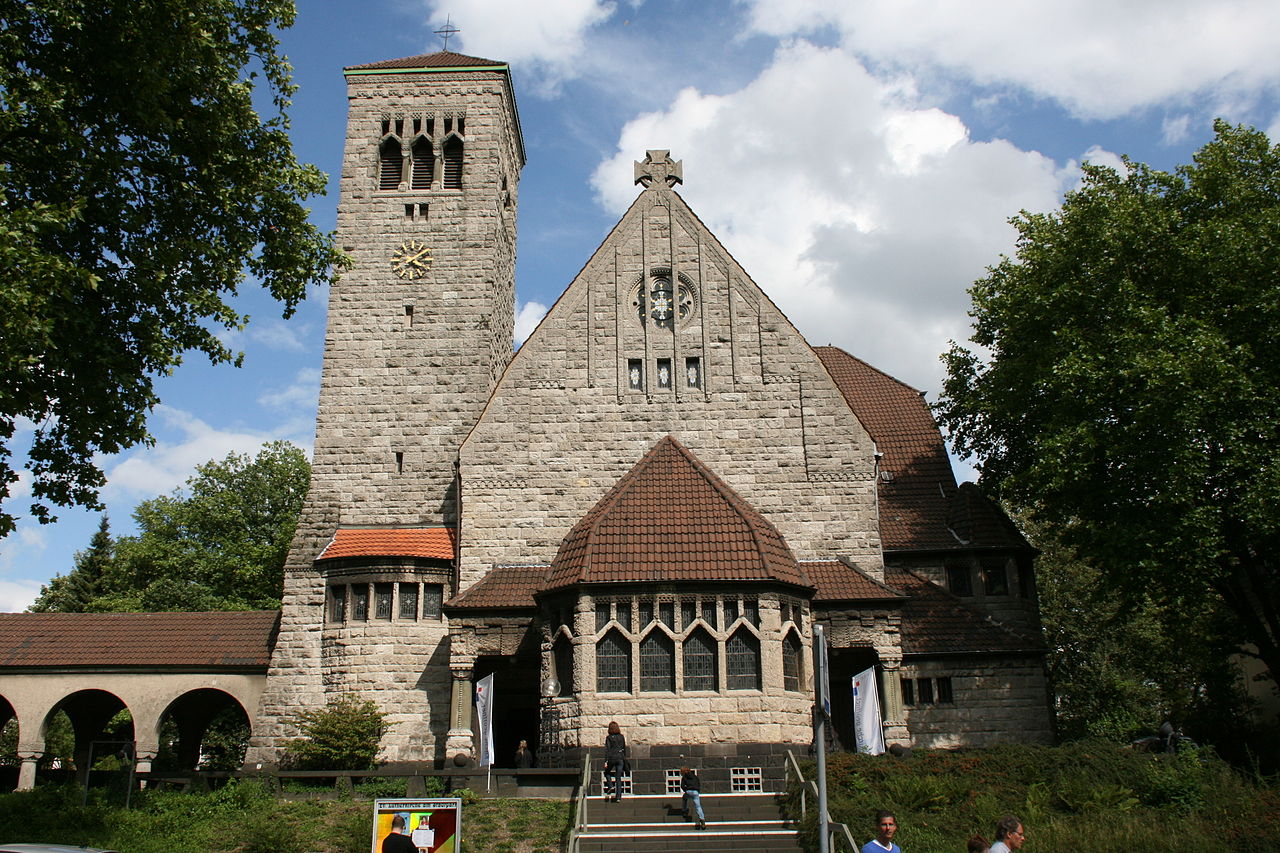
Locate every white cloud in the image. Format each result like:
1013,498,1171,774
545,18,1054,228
514,301,549,347
102,407,281,500
258,368,321,412
0,578,43,613
593,42,1065,393
425,0,617,90
1162,115,1192,146
1079,145,1127,175
248,321,310,352
741,0,1280,120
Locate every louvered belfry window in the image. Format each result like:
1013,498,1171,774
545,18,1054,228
411,138,434,190
639,631,675,692
442,136,464,188
379,138,402,190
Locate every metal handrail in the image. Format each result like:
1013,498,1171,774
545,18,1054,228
566,751,591,853
784,749,860,852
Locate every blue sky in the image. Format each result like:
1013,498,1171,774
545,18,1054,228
3,0,1279,609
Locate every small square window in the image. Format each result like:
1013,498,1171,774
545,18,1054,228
982,559,1009,596
730,767,763,792
685,356,701,389
665,769,684,795
374,583,394,620
937,676,953,704
947,564,973,597
627,359,644,391
352,585,369,621
901,676,915,707
659,601,675,628
399,583,418,620
422,584,443,619
700,600,717,628
656,358,672,389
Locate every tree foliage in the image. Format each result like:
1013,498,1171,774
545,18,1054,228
283,695,387,771
938,122,1280,695
30,515,114,612
1025,513,1249,743
33,441,309,612
0,0,345,536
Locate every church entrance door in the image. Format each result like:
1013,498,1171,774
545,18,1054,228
827,647,881,751
472,652,540,767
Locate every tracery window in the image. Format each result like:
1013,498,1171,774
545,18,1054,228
726,630,761,690
639,631,675,692
682,627,717,692
596,629,631,693
782,630,802,692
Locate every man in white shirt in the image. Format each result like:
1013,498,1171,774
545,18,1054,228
989,815,1026,852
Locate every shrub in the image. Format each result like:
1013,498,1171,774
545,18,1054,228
283,695,387,770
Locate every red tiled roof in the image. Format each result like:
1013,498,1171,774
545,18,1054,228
0,611,278,669
346,51,506,72
317,527,455,561
545,436,811,591
887,568,1041,655
814,346,1027,553
804,561,904,602
447,565,546,610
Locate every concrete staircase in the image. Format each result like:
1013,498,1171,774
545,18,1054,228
575,791,803,853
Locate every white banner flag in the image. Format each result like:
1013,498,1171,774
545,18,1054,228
852,666,885,755
475,673,495,768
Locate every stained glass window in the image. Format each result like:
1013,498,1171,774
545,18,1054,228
352,584,369,621
596,601,611,631
639,600,654,627
659,601,675,628
375,584,394,620
681,600,696,629
399,583,418,620
329,586,346,623
701,600,717,628
422,584,443,619
782,631,802,691
682,628,717,692
639,632,675,692
596,630,631,693
726,630,761,690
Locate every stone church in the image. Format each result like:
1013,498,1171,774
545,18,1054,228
245,50,1052,769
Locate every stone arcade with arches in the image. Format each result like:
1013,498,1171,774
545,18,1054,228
1,51,1053,788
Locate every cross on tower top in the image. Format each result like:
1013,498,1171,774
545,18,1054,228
634,150,684,189
434,16,460,50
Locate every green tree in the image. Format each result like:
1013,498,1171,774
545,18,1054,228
1027,514,1248,742
30,515,114,612
94,441,309,611
0,0,345,536
283,695,387,770
938,122,1280,696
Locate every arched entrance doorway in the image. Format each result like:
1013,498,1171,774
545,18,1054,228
827,647,881,751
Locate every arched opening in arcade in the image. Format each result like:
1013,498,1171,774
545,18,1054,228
155,689,251,772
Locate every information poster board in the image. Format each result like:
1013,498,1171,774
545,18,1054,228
371,798,462,853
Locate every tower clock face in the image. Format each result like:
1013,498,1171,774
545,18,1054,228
391,240,432,279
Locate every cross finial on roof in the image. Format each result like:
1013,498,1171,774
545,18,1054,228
434,15,460,50
634,150,683,189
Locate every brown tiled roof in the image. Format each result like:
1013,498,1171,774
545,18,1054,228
814,346,1027,553
317,527,455,561
345,51,506,72
804,561,904,602
447,565,546,611
887,568,1041,655
0,611,278,669
544,436,811,591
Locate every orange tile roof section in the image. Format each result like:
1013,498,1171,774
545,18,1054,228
0,611,278,669
345,51,506,72
814,345,1027,553
545,436,811,591
448,565,546,610
317,527,456,562
804,561,905,602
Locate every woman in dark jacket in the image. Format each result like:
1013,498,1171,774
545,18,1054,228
603,721,627,801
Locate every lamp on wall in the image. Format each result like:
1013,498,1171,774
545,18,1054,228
539,677,564,768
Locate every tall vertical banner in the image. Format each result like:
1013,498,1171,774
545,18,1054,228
474,673,494,768
851,666,886,755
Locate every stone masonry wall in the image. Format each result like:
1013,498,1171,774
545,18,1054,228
250,64,521,765
900,654,1054,747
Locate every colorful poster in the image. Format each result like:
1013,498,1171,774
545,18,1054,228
371,798,462,853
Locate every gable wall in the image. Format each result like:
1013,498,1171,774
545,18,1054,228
459,188,882,590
